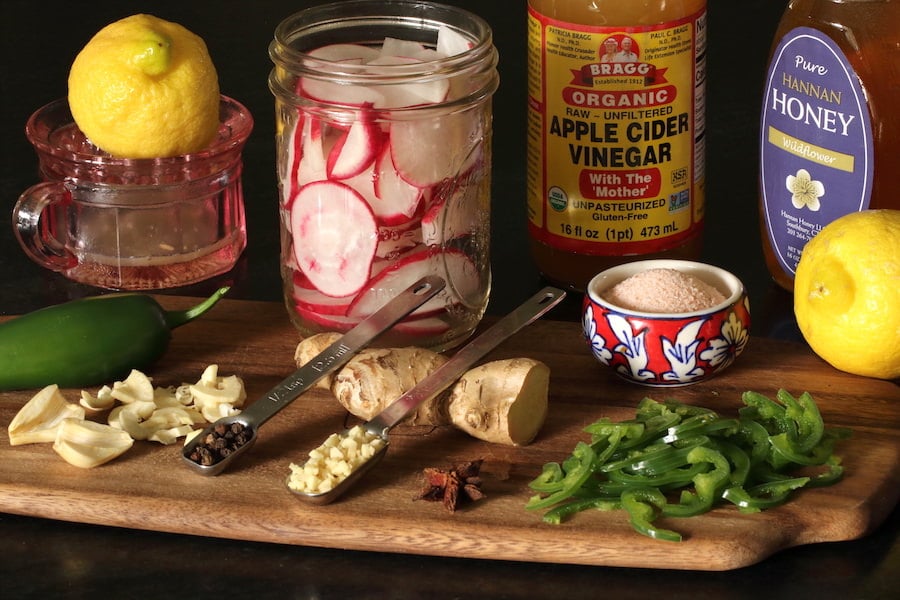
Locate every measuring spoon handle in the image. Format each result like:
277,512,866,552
368,286,566,433
243,275,446,427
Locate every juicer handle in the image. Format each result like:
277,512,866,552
13,181,78,272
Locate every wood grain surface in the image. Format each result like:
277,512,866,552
1,296,898,570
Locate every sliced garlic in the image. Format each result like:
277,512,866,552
183,428,203,446
8,385,86,446
149,424,195,445
110,370,155,404
189,364,246,422
109,400,158,440
79,385,115,412
52,418,133,468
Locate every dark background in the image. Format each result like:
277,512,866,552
1,1,898,598
0,0,794,328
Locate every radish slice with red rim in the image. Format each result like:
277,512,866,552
290,180,378,298
284,115,328,206
326,109,383,180
372,143,423,225
376,222,422,259
347,247,480,319
292,301,363,332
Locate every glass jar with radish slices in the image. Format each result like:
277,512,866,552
269,1,499,351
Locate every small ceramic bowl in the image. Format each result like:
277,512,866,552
582,259,751,386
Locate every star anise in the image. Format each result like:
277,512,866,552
414,459,485,513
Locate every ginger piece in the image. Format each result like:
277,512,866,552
446,358,550,446
332,346,451,424
295,335,552,446
294,332,344,390
328,346,450,424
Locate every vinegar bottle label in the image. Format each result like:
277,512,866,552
760,27,874,279
526,7,706,256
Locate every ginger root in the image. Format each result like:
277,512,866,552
294,335,550,446
446,357,550,446
293,332,343,390
329,344,449,425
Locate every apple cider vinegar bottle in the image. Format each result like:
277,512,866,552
759,0,900,291
526,0,708,291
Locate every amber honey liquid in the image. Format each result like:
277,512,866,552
759,0,900,291
526,0,707,291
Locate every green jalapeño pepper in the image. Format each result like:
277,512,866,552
526,391,849,541
0,287,229,391
621,487,682,542
526,441,596,511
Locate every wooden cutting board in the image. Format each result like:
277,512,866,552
1,296,898,571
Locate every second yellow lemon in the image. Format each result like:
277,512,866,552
68,14,220,158
794,209,900,380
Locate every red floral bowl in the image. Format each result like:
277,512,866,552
582,260,751,386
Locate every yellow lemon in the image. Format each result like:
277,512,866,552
794,209,900,380
68,14,220,158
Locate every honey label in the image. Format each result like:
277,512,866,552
760,27,873,278
526,8,706,255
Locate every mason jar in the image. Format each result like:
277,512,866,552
269,0,499,351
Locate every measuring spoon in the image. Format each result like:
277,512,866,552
182,275,446,476
286,285,566,504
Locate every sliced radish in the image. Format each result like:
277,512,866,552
366,55,451,106
422,191,471,246
292,282,355,316
436,25,474,58
379,37,429,59
389,110,483,187
421,164,484,245
376,222,422,258
394,316,450,337
393,316,451,337
326,109,383,180
307,43,381,63
371,143,423,225
291,115,328,198
283,34,488,342
347,247,480,319
280,114,303,205
342,161,379,207
293,301,363,332
290,180,378,297
299,77,386,108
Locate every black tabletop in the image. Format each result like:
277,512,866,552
1,1,897,598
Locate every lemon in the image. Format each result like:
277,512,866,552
68,14,220,158
794,209,900,380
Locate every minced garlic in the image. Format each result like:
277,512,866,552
287,425,386,494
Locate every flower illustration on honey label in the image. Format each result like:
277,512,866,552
786,168,824,211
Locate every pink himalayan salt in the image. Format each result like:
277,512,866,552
601,268,727,313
